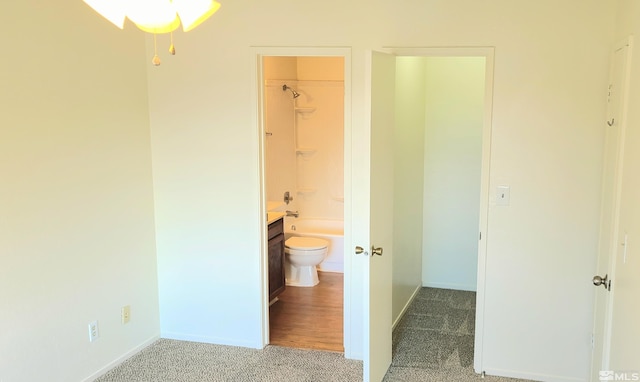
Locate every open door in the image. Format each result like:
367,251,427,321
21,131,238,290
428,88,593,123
591,37,632,379
361,50,395,382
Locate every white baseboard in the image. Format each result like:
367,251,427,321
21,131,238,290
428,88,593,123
422,280,477,292
160,332,261,349
82,334,159,382
392,284,422,330
345,351,363,361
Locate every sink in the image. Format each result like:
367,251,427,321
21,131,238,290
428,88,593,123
267,200,285,211
267,211,285,224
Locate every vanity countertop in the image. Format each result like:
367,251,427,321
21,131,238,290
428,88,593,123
267,211,285,225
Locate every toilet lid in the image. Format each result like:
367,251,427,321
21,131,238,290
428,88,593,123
285,237,328,250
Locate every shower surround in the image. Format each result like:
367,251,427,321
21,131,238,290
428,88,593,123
264,79,344,272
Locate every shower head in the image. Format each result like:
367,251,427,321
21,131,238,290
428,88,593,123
283,84,300,98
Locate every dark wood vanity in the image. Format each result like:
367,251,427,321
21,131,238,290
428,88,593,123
268,217,285,301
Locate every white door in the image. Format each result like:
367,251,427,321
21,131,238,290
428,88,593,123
591,37,632,380
361,50,395,382
607,36,640,372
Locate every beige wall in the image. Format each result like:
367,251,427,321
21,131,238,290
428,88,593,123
0,1,159,382
264,56,344,80
148,1,615,379
422,57,485,291
297,57,345,81
263,56,297,79
0,0,625,380
392,57,426,323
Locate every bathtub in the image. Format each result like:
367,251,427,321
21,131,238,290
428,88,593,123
284,218,344,273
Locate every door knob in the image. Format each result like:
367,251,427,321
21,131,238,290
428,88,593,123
593,274,610,291
355,246,368,256
371,246,383,256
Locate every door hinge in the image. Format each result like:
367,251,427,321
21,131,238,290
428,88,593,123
479,232,482,240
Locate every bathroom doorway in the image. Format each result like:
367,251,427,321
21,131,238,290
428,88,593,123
254,47,493,373
260,55,347,352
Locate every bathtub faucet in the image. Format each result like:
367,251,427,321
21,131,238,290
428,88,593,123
286,210,299,218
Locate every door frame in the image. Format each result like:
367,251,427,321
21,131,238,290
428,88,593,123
385,46,495,374
250,47,355,356
590,36,633,378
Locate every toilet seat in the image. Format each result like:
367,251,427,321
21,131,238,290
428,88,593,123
285,237,328,251
284,237,329,287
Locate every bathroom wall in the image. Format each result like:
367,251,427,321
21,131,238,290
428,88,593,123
264,79,296,211
263,57,345,222
422,57,486,291
263,58,297,212
294,77,345,221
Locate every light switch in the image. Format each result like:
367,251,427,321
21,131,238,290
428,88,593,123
496,185,510,206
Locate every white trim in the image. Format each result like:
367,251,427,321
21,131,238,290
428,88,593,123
251,46,353,357
392,284,422,330
81,335,159,382
476,47,495,375
422,281,477,292
249,50,270,349
591,35,634,378
383,46,495,376
159,332,259,348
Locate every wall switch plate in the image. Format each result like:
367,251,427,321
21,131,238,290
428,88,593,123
496,185,510,206
121,305,131,324
88,321,99,342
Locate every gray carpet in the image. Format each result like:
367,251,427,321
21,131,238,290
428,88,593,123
384,287,531,382
96,288,530,381
96,341,362,381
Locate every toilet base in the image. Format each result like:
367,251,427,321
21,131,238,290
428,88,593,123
285,263,319,287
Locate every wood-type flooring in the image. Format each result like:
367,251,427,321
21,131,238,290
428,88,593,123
269,272,343,352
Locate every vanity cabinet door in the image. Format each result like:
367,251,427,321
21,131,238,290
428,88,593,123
268,220,285,300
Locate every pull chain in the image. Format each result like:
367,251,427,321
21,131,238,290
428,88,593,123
169,32,176,55
152,33,161,66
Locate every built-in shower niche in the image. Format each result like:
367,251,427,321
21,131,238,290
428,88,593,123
292,80,344,221
294,107,318,195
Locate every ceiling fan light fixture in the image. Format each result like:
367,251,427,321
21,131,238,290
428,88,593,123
175,0,222,32
83,0,221,66
82,0,126,29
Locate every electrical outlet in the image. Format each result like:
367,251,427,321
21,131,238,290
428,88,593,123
121,305,131,324
88,321,99,342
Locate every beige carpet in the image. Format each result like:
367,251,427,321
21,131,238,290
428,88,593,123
97,288,531,382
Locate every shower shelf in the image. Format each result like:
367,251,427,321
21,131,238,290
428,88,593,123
294,107,316,113
296,188,317,194
295,148,316,155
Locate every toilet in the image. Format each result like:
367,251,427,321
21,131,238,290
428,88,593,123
284,237,329,287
